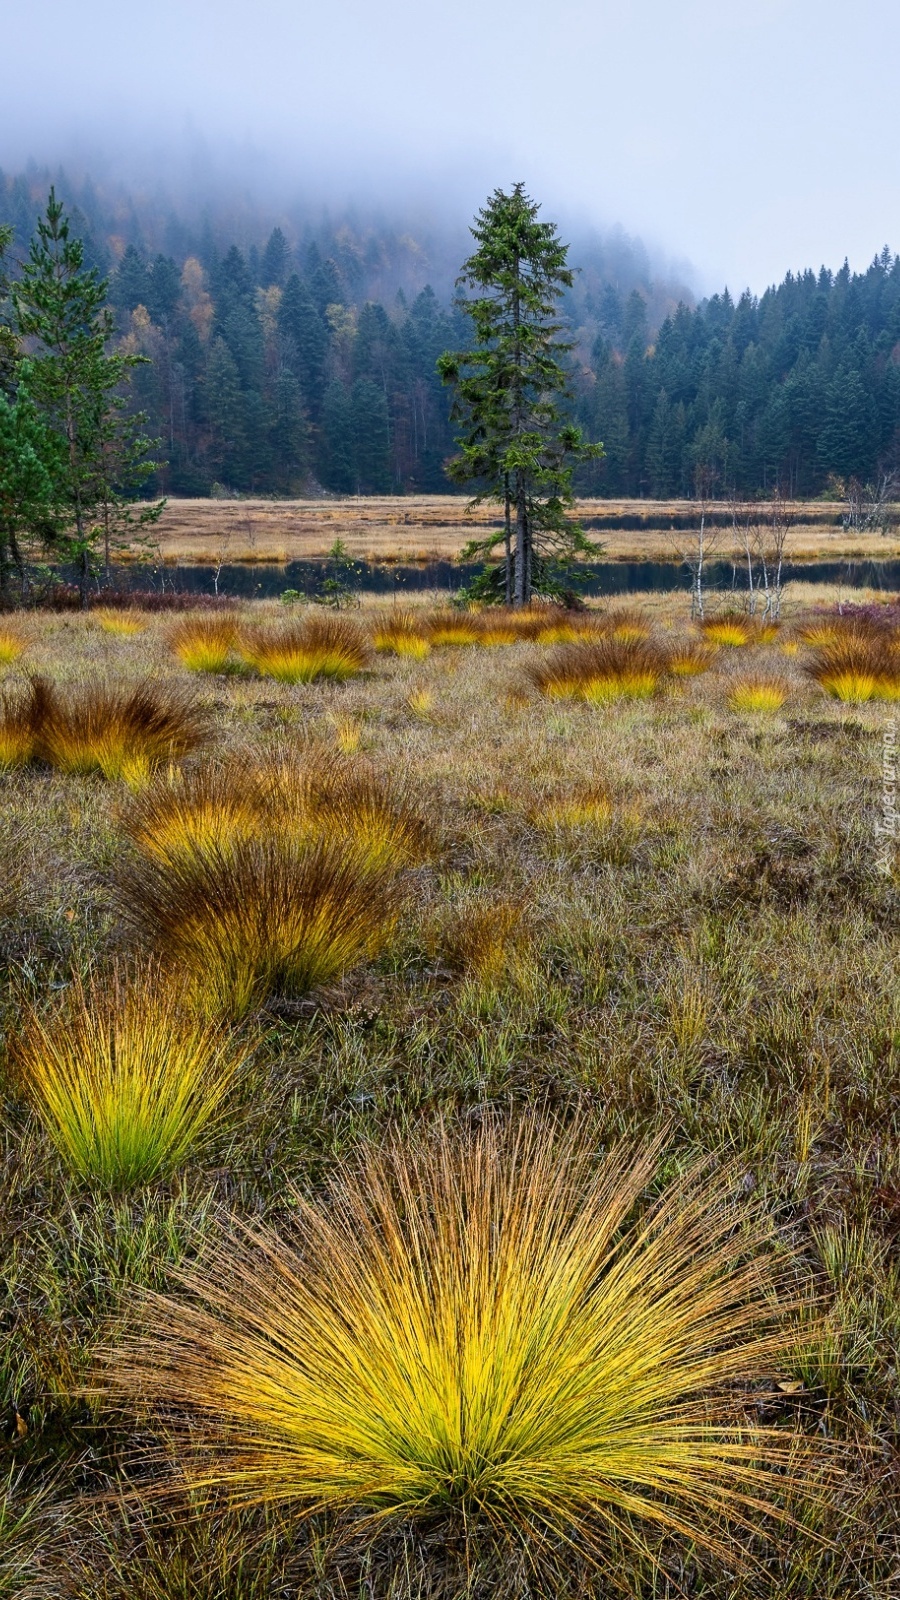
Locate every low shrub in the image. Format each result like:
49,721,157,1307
14,964,248,1187
102,1122,823,1562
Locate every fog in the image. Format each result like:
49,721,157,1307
4,0,899,293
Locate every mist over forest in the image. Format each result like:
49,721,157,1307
3,162,900,503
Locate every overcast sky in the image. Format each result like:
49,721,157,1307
3,0,898,293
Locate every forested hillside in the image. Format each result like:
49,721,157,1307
2,166,899,501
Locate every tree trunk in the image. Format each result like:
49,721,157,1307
504,475,512,605
514,472,529,606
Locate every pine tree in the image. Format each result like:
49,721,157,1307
319,382,355,492
351,378,391,491
277,274,329,419
260,227,291,288
13,190,163,603
0,372,63,594
438,184,601,605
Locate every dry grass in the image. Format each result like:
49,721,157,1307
238,615,369,683
0,683,37,769
117,837,404,1019
667,639,719,676
437,896,526,983
530,640,667,704
425,610,482,648
102,1122,822,1562
14,964,248,1187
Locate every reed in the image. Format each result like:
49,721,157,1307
238,615,369,684
530,640,666,704
102,1122,821,1561
169,616,239,674
15,964,247,1187
117,837,403,1019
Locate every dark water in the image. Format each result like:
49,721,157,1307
96,556,900,601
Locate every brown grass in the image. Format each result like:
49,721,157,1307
530,639,668,703
237,615,369,683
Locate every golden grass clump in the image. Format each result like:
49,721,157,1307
424,610,481,648
699,612,755,647
0,684,37,769
604,607,654,643
121,764,267,863
15,964,247,1187
0,623,27,665
405,686,435,718
806,636,900,703
667,639,719,676
263,757,433,873
438,896,525,984
94,608,146,637
117,837,402,1019
371,610,431,660
537,786,615,830
169,616,239,674
238,614,369,683
33,677,208,785
530,639,666,704
102,1122,822,1561
728,676,790,714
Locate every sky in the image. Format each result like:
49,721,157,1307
3,0,899,294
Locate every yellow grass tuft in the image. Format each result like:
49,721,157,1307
15,964,247,1187
117,837,403,1019
0,685,36,769
34,677,208,786
667,640,719,676
102,1122,825,1560
121,765,266,863
263,757,433,874
728,677,790,714
531,640,666,705
0,624,27,665
94,608,146,637
807,635,900,703
371,610,431,660
606,608,654,643
405,687,435,719
438,896,525,984
169,616,239,674
425,610,481,648
700,613,755,647
330,714,363,754
238,614,369,684
538,787,615,830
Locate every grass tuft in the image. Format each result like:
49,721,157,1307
14,963,248,1187
102,1122,824,1560
0,684,37,769
169,616,239,674
95,609,147,637
425,610,481,648
667,639,719,676
728,677,791,714
0,624,27,665
238,614,369,683
530,640,666,704
34,676,208,785
117,836,404,1019
438,896,525,983
538,786,615,829
806,635,900,703
371,610,431,659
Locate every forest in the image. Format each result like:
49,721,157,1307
1,166,899,502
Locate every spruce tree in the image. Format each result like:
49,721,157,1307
438,184,601,605
13,190,163,602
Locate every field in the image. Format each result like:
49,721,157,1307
130,495,900,566
1,588,899,1598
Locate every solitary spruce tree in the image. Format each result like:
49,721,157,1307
438,184,601,605
13,190,163,603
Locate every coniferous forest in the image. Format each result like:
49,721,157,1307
2,167,899,500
